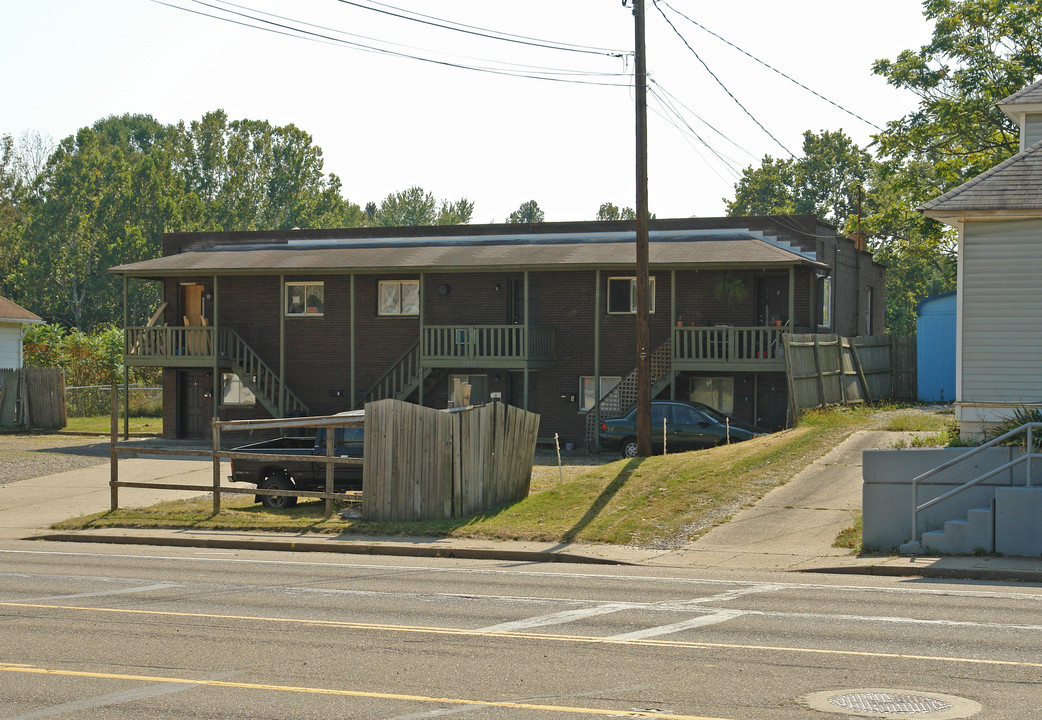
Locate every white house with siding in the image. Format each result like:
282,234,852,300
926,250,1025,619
920,77,1042,439
0,296,43,369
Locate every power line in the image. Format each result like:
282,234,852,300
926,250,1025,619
649,79,758,163
656,0,882,131
647,84,743,180
650,0,794,158
334,0,626,58
208,0,624,77
358,0,628,57
150,0,632,87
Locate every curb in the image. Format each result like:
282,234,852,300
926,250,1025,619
34,532,632,566
803,564,1042,583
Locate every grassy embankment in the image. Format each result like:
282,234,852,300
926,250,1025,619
53,406,949,548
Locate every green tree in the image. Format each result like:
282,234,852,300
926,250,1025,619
10,116,186,329
507,200,545,224
596,202,636,221
372,186,473,226
872,0,1042,187
172,110,362,231
727,130,874,232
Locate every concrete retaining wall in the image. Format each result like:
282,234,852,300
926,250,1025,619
862,447,1023,551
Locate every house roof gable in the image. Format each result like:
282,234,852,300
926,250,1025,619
919,138,1042,217
0,296,43,325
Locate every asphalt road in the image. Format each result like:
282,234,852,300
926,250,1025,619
1,543,1040,719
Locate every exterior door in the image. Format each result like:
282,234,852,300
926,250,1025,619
179,370,211,438
756,374,788,430
757,276,789,326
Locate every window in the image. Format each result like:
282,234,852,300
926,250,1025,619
607,276,655,314
579,376,622,411
689,377,734,415
819,276,833,329
286,281,324,317
378,280,420,316
220,373,256,407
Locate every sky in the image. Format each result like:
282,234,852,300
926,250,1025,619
2,0,935,224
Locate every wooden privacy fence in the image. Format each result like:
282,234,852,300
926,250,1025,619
0,367,66,428
783,334,917,418
108,398,539,522
363,399,540,521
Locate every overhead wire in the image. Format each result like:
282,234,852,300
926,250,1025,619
647,84,744,179
150,0,632,86
208,0,624,77
350,0,627,57
650,0,795,158
656,0,882,132
649,79,759,163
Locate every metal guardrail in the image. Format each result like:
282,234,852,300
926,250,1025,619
910,422,1040,545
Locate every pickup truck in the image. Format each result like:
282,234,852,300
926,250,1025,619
229,425,364,509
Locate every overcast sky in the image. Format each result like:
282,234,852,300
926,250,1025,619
3,1,934,223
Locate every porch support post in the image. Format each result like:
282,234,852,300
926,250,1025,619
418,273,425,407
350,273,356,409
123,274,129,440
279,275,286,416
212,275,220,422
670,270,676,401
523,271,530,411
788,265,795,329
593,271,601,452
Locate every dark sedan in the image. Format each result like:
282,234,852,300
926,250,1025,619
599,400,768,458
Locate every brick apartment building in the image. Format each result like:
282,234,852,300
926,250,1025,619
110,215,884,446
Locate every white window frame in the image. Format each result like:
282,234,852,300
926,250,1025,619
220,372,257,407
285,281,324,317
378,279,420,317
821,276,833,329
688,376,734,415
606,276,655,314
579,376,622,411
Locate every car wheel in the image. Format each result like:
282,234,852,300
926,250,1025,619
621,437,639,459
258,473,297,510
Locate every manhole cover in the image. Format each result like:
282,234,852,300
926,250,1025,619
830,692,950,715
801,689,981,719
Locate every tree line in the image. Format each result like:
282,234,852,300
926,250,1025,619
3,0,1038,336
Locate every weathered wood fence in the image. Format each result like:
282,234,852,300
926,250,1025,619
363,399,540,521
783,334,916,418
108,399,539,522
0,367,66,428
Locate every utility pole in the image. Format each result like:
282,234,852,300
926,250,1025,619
632,0,652,456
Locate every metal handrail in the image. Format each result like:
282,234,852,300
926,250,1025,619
911,422,1041,544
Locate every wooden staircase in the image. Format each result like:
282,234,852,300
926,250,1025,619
217,328,309,417
357,339,436,408
585,338,676,448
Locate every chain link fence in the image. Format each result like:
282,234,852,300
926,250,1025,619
65,385,162,418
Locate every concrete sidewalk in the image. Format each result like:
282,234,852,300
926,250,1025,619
8,433,1042,582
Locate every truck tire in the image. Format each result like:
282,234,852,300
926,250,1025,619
258,473,298,510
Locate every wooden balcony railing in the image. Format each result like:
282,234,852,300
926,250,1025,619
672,325,790,368
422,325,555,368
126,326,214,366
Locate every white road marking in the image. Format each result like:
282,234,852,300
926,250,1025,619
21,582,179,603
4,679,202,719
4,548,1042,602
476,603,634,632
610,610,749,639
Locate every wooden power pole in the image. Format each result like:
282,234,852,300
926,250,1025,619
633,0,652,456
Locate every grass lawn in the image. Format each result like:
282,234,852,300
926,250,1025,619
53,404,949,548
63,415,163,435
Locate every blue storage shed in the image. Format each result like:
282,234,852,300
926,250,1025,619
916,290,956,402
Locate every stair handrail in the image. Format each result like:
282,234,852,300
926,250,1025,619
218,327,308,416
910,421,1041,544
358,338,421,408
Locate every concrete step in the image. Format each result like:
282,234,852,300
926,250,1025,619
921,506,993,555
